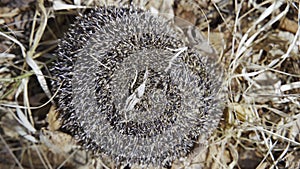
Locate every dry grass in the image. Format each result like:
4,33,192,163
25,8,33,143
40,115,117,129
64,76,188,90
0,0,299,168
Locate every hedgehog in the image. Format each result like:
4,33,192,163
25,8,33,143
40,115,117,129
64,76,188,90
50,6,223,168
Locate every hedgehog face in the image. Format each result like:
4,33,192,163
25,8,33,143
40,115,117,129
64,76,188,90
51,6,223,167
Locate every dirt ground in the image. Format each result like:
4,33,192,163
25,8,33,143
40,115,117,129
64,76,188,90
0,0,299,169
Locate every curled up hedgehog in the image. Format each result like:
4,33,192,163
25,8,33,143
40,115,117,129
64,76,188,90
50,6,224,168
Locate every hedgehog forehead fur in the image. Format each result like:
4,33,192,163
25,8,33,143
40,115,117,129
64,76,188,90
51,6,223,167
